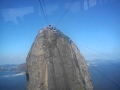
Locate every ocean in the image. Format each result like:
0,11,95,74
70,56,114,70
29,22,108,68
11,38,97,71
88,60,120,90
0,61,120,90
0,72,26,90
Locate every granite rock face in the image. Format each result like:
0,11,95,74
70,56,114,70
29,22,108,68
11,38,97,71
26,27,93,90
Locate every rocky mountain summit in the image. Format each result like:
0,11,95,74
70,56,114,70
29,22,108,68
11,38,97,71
26,25,93,90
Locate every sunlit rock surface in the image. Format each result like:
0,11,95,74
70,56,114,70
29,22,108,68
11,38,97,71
26,26,93,90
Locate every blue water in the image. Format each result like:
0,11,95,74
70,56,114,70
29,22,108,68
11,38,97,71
89,61,120,90
0,72,27,90
0,61,120,90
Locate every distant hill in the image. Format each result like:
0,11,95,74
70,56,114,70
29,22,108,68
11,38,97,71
11,63,26,72
0,63,26,72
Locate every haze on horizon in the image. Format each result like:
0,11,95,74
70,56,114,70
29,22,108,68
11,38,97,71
0,0,120,65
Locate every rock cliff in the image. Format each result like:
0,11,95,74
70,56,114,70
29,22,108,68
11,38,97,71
26,26,93,90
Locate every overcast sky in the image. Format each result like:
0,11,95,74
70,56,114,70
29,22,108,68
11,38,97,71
0,0,120,65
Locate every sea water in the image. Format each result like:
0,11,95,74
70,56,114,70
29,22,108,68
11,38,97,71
89,61,120,90
0,72,26,90
0,61,120,90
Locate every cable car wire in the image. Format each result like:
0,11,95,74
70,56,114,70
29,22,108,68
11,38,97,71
38,0,48,24
55,0,76,27
58,0,95,27
79,44,120,61
90,64,120,89
79,46,120,68
42,0,48,23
